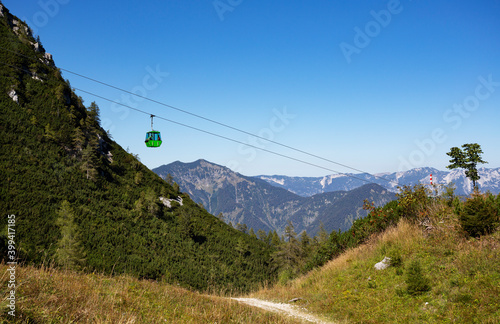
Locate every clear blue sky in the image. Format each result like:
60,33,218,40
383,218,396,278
4,0,500,176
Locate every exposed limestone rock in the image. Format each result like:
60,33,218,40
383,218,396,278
106,151,113,163
33,42,41,52
24,26,32,37
32,73,43,82
374,256,391,270
39,52,54,67
8,89,19,103
159,196,184,208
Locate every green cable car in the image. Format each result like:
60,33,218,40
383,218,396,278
145,115,162,148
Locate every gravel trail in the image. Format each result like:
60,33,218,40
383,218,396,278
231,298,335,324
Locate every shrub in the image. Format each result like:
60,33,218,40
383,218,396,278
388,250,403,268
396,184,432,222
405,260,431,295
277,269,293,286
441,183,457,207
459,193,499,238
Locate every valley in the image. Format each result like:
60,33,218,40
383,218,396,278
154,159,396,236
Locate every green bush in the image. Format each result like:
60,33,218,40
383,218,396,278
458,193,499,238
388,250,403,268
405,260,431,295
277,269,294,286
396,184,432,222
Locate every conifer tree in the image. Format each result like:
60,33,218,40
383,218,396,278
236,223,248,234
270,230,281,247
86,102,101,128
72,127,85,153
165,173,174,185
300,230,311,254
134,188,160,217
405,260,431,295
317,222,329,244
81,145,98,180
235,238,249,266
257,229,268,244
249,228,257,239
54,201,86,270
446,143,488,189
272,221,302,273
179,208,194,238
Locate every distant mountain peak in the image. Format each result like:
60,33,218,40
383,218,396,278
256,167,500,197
153,160,396,236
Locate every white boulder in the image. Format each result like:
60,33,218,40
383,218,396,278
374,256,391,270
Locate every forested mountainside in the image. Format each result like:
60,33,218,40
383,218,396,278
0,3,275,292
154,159,396,236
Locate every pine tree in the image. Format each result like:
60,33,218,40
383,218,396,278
81,145,98,180
405,260,431,295
459,193,498,237
235,238,249,266
270,230,281,247
72,127,85,153
446,143,488,189
236,223,248,234
257,229,268,244
86,101,101,129
54,201,86,270
134,188,160,218
165,173,174,185
272,221,302,274
300,230,311,255
178,208,194,238
317,222,329,244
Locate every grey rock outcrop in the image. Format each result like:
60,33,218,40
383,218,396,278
374,256,391,270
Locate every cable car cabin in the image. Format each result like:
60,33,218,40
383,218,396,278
145,131,162,147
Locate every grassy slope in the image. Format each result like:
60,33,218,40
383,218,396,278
249,200,500,323
0,263,302,324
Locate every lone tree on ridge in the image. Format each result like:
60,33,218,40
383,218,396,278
446,143,488,189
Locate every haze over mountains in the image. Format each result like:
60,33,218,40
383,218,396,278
153,160,396,236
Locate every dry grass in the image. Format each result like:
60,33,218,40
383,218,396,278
2,199,499,323
249,202,500,323
0,264,303,323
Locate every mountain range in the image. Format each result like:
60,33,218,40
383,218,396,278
153,160,396,236
257,167,500,197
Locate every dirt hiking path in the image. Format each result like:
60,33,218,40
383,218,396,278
231,298,335,324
